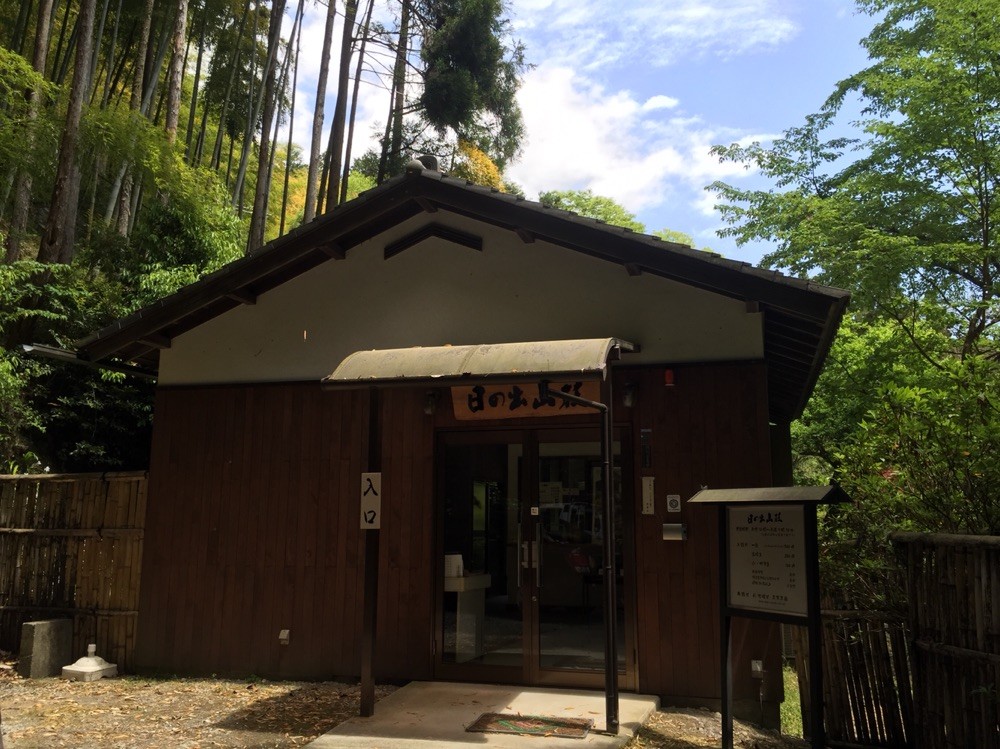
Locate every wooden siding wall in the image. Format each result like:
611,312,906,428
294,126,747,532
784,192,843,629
139,362,776,696
625,362,780,705
138,384,436,679
373,389,435,679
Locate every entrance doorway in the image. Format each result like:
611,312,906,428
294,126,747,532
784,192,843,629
435,428,633,689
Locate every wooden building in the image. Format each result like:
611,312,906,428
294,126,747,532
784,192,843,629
73,162,848,724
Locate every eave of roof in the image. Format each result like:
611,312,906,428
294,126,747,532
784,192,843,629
73,164,850,423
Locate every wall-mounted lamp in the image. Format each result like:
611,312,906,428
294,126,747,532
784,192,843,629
278,629,290,646
423,391,439,415
622,382,637,408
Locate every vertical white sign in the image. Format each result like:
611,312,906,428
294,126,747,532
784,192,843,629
641,477,655,514
728,504,807,616
360,472,382,529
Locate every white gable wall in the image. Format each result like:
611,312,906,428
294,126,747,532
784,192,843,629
158,214,764,385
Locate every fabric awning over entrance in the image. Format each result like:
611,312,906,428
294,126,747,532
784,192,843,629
321,337,637,388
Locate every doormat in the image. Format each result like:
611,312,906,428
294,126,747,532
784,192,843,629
466,712,593,738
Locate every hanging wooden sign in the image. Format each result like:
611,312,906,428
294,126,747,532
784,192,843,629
451,380,602,420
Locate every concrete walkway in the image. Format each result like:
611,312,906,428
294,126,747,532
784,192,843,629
307,681,659,749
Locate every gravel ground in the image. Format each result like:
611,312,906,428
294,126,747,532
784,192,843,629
626,707,807,749
0,654,805,748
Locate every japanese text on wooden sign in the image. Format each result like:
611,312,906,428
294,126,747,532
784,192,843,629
360,472,381,530
728,504,807,617
451,380,601,420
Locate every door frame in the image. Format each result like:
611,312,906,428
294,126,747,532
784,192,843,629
432,424,636,690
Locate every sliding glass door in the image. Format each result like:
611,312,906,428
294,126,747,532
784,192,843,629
436,428,632,689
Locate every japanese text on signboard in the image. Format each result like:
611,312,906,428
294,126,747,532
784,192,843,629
727,504,807,617
451,380,601,420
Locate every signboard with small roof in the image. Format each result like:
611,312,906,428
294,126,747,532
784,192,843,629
688,485,850,749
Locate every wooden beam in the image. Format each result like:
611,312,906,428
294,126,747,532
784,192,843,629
625,263,642,277
138,333,171,349
414,196,438,213
745,300,761,313
318,242,346,259
384,223,482,259
227,288,257,305
515,227,535,244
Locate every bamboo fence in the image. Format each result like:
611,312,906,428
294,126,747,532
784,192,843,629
893,532,1000,749
793,608,913,748
0,472,147,671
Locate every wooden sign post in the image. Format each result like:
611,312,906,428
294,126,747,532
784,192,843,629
688,486,849,749
360,389,381,718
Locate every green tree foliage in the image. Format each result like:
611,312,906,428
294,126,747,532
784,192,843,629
370,0,526,179
710,0,1000,603
201,4,269,141
0,48,58,184
419,0,525,169
538,189,645,233
0,261,156,471
712,0,1000,358
652,228,695,246
0,52,243,470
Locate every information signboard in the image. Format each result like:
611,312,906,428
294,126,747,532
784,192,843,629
727,504,807,617
689,485,849,749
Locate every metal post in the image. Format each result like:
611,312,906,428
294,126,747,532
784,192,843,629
600,393,619,734
539,380,618,734
719,507,733,749
804,504,825,749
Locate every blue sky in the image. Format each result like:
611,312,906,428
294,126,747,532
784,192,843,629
291,0,877,266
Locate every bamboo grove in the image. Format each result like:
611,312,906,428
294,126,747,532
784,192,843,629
0,0,526,471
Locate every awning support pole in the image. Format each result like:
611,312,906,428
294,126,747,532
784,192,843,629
539,381,619,735
360,387,381,717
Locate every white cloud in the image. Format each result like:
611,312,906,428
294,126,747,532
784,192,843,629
641,95,679,112
510,0,799,70
506,63,771,218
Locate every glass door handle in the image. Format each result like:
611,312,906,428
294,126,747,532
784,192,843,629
535,525,542,587
517,526,525,587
